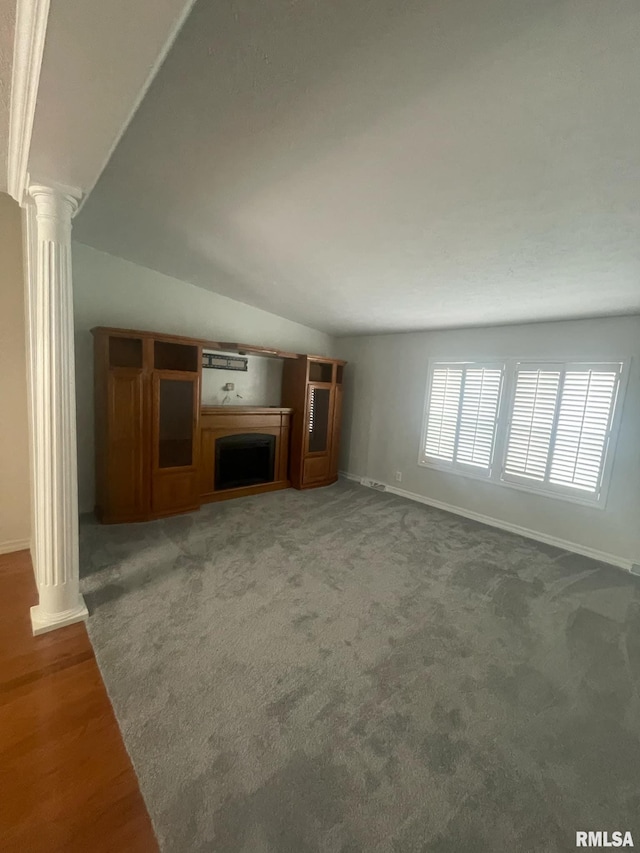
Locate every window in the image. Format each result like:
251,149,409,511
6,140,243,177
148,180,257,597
420,359,625,507
420,363,504,476
503,363,622,502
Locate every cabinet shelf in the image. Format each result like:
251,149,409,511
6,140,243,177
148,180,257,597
154,341,198,372
309,361,333,383
109,336,142,369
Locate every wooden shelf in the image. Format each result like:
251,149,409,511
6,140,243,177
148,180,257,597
217,342,299,359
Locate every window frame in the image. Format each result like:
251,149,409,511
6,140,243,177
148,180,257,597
418,361,506,480
418,358,629,510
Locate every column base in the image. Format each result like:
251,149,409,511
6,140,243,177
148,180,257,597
30,596,89,636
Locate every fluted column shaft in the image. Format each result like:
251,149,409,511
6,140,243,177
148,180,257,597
27,184,87,634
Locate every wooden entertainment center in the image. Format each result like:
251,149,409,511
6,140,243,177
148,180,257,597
92,326,346,523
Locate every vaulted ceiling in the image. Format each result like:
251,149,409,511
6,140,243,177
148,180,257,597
0,0,15,191
75,0,640,335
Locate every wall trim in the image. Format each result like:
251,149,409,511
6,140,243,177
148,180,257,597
7,0,50,203
339,472,633,571
340,471,363,483
0,538,31,556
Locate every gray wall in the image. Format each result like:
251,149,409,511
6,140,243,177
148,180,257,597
201,352,283,407
336,316,640,565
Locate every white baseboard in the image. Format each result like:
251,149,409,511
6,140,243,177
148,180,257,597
0,538,31,556
339,473,633,571
339,471,362,483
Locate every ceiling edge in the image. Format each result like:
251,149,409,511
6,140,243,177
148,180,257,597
7,0,49,205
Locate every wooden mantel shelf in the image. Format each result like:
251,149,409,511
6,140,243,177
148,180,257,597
201,406,293,415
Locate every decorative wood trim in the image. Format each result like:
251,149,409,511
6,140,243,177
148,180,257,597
91,327,300,360
217,342,299,360
307,355,347,365
7,0,50,203
201,480,290,504
201,406,293,416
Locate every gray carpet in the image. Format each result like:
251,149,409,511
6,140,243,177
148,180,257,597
79,480,640,852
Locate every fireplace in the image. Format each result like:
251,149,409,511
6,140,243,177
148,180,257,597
200,407,291,503
215,433,276,491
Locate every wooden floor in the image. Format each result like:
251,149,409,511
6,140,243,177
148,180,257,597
0,550,157,853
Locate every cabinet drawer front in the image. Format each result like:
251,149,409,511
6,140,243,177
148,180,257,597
303,456,330,484
152,471,198,514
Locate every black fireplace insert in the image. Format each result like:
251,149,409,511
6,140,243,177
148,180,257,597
215,433,276,491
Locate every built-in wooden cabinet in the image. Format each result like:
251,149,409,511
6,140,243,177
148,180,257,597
93,328,200,523
93,327,347,522
281,355,346,489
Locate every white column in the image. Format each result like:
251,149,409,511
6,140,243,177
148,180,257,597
27,184,88,635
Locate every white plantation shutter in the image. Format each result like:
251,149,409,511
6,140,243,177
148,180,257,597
421,359,624,506
456,368,503,468
549,370,618,493
424,367,463,461
308,387,315,434
422,364,503,472
503,363,621,498
504,370,561,481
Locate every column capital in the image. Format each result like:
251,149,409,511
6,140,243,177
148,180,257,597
28,183,80,225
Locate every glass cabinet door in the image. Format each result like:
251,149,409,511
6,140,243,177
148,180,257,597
307,385,332,454
157,376,196,468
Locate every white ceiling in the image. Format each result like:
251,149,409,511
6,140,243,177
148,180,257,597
0,0,15,193
75,0,640,335
28,0,195,197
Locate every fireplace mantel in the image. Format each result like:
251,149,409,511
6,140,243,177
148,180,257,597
201,405,292,416
199,407,292,502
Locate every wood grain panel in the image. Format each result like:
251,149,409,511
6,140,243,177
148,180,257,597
199,429,216,498
303,456,330,483
106,370,146,519
151,471,199,515
278,425,290,482
200,411,285,431
330,385,343,477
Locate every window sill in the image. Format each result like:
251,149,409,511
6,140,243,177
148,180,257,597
418,458,493,484
417,459,607,511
